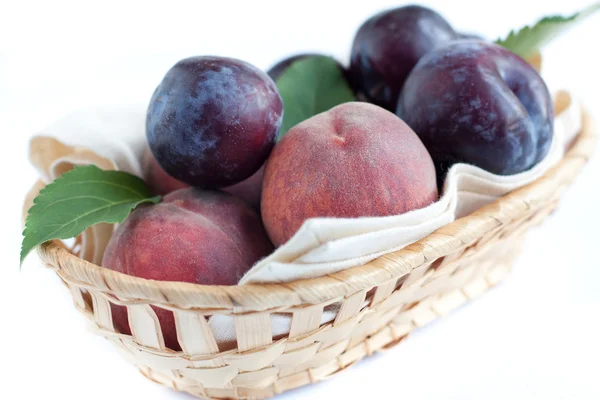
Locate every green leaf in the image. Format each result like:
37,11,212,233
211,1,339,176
276,55,355,139
21,165,161,264
496,3,600,59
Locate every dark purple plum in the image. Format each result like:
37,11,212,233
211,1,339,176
349,5,460,111
397,41,553,177
147,56,283,188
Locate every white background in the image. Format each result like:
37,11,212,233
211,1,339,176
2,0,599,399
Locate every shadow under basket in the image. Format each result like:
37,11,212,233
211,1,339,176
30,111,595,400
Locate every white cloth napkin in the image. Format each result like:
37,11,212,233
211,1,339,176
29,105,149,265
28,93,582,347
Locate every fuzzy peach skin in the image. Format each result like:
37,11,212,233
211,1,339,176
102,188,273,350
261,102,439,246
143,148,264,210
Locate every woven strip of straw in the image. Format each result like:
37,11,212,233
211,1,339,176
31,110,595,400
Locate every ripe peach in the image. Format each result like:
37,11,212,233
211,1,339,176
261,102,438,246
142,148,189,195
102,188,273,350
222,165,264,211
143,148,264,210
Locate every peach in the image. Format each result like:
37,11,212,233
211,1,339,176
142,148,189,195
143,148,264,210
261,102,438,246
222,165,264,211
102,188,273,350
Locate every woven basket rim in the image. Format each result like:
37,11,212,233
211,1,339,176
34,110,596,311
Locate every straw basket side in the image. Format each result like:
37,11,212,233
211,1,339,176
30,110,595,400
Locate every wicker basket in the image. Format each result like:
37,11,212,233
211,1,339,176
26,109,595,400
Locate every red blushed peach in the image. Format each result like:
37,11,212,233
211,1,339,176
222,165,264,211
102,188,273,350
143,148,264,210
142,148,189,195
261,102,438,246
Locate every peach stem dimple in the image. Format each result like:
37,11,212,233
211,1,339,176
333,135,346,144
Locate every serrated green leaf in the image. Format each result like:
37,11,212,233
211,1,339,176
21,165,161,264
496,3,600,59
276,55,355,139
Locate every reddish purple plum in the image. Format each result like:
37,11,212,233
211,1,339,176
147,56,283,188
397,41,554,177
349,5,460,111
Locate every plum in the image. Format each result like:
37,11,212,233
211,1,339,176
262,102,438,246
102,188,273,350
349,5,460,111
396,41,553,177
147,56,283,188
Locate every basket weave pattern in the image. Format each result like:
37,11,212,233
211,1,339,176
35,111,595,399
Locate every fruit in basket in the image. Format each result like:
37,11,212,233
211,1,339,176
223,165,264,211
143,148,264,210
349,5,462,111
396,40,554,177
261,102,438,246
102,188,273,350
142,148,189,195
146,56,283,189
